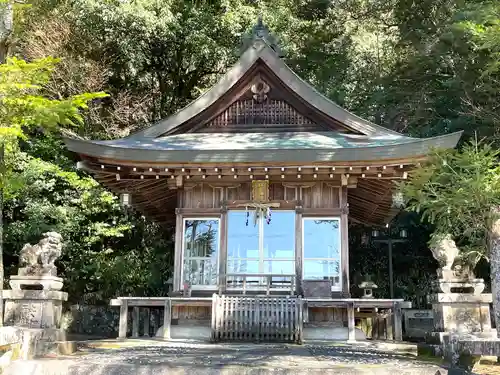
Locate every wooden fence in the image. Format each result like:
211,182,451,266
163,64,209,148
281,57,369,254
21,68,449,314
211,294,303,343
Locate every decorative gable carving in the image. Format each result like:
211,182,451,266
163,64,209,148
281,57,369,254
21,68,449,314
193,75,325,133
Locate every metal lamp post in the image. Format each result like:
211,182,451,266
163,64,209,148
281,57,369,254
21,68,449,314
369,192,408,299
371,226,408,299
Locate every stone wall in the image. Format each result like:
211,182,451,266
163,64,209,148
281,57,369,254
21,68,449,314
64,304,119,338
64,304,165,338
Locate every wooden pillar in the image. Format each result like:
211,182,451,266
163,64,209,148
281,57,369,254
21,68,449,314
385,310,394,340
118,300,128,339
219,208,228,293
340,186,350,297
295,206,303,296
298,297,304,344
393,302,403,341
173,194,184,292
143,308,150,337
163,298,172,339
132,306,139,338
211,293,217,342
347,302,355,341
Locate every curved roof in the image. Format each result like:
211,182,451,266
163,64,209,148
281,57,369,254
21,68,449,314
64,37,462,162
63,33,462,227
65,130,462,164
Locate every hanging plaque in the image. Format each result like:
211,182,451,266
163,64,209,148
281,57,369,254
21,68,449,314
252,180,269,202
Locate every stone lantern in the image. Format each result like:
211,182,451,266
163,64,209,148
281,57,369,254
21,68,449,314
359,277,378,299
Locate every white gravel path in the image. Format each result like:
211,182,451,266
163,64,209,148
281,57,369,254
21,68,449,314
4,341,450,375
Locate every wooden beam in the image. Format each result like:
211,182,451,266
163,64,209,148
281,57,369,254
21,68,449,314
295,208,303,296
219,210,228,293
340,186,350,297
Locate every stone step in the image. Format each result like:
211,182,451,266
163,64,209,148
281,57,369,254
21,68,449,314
3,361,448,375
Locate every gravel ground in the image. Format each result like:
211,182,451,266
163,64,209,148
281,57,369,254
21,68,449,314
4,341,450,375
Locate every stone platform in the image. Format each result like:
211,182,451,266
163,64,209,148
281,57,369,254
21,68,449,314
4,340,448,375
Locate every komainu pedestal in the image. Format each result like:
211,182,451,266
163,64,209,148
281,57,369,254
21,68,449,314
427,234,495,343
428,292,493,342
3,232,68,357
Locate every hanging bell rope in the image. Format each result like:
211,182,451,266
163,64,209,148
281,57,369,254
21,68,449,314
237,202,280,226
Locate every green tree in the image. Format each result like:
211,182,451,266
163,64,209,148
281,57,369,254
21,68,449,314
5,152,173,303
0,56,106,321
0,56,106,192
399,141,500,336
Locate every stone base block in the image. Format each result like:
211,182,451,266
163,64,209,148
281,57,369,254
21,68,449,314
0,327,66,359
428,293,492,336
427,330,498,345
9,275,63,291
3,290,68,330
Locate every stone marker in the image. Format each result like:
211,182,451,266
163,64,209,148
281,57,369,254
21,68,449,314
3,232,68,358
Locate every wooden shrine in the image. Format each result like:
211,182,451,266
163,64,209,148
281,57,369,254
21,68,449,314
65,19,461,342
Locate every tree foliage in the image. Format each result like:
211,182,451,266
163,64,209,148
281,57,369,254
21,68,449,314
400,141,500,264
4,152,173,303
0,57,106,190
0,0,499,304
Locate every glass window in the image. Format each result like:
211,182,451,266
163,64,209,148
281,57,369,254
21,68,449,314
263,211,295,259
227,210,295,276
227,211,259,259
182,218,220,286
303,218,342,290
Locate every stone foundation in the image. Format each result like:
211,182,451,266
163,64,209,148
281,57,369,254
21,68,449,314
4,290,67,329
428,293,495,341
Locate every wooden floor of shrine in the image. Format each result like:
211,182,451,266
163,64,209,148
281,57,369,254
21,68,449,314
111,295,408,343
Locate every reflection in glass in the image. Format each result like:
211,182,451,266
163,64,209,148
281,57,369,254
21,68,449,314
263,260,295,275
183,219,219,286
263,212,295,259
227,210,295,276
227,211,259,259
303,219,340,258
303,260,340,283
227,260,260,274
303,218,341,289
183,259,217,285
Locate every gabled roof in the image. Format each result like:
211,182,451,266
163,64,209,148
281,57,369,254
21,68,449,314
62,28,462,227
64,131,462,164
129,39,405,139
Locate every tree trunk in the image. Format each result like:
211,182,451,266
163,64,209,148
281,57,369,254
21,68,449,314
0,1,13,63
0,1,13,327
489,210,500,338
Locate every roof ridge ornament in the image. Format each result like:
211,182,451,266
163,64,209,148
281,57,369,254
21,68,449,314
242,15,284,57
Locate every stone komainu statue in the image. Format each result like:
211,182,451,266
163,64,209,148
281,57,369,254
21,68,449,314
430,234,459,272
19,232,63,269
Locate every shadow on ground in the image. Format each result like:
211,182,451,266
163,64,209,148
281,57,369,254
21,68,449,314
5,342,453,375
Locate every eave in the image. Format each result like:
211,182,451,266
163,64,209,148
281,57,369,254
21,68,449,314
63,131,462,165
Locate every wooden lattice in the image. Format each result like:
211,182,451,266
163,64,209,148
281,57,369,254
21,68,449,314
211,294,304,343
202,99,318,131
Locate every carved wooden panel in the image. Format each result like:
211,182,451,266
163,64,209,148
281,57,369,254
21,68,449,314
179,182,339,209
281,182,339,208
201,99,318,132
172,306,211,321
270,183,284,200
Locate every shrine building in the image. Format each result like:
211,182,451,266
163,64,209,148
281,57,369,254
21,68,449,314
64,20,461,342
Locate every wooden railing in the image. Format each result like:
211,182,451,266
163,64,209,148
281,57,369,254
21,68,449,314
221,273,296,295
211,294,303,343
